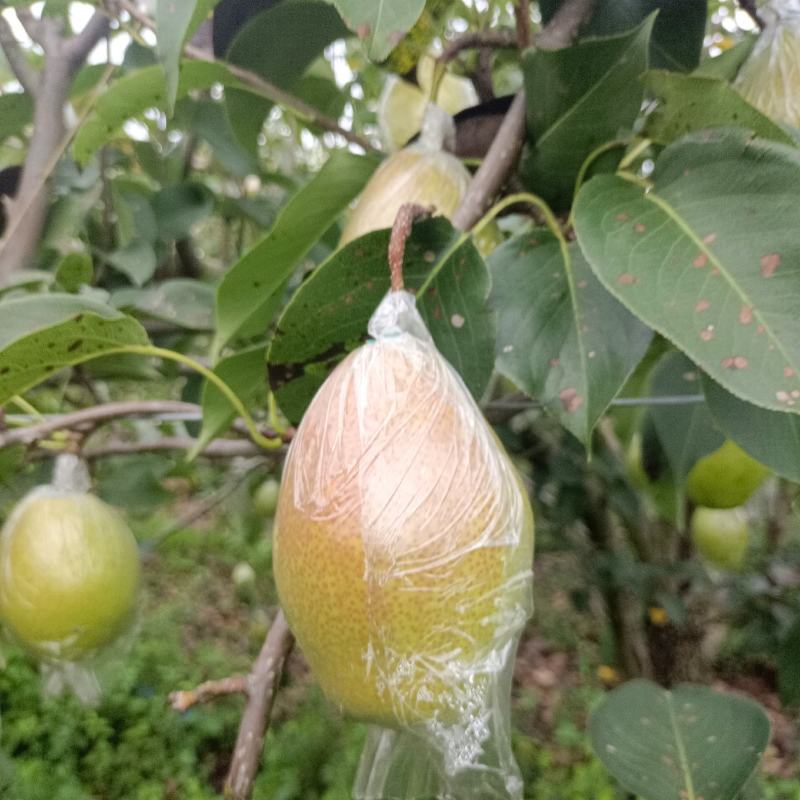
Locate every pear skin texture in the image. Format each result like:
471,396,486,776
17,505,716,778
339,147,471,247
686,440,770,509
274,334,533,727
0,492,140,661
691,506,749,571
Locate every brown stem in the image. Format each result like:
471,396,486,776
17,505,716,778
0,13,38,96
451,92,526,231
170,676,249,711
1,400,291,449
84,437,272,460
515,0,532,49
451,0,596,233
0,8,110,285
388,203,433,292
224,611,294,800
438,30,517,65
117,0,375,152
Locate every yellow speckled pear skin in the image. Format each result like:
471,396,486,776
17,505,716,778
339,145,471,248
273,292,534,730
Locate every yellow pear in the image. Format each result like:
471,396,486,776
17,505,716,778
736,1,800,127
273,291,534,730
0,457,140,662
378,54,478,151
686,440,770,509
340,105,471,248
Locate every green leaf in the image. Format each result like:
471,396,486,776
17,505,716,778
112,279,215,331
703,376,800,483
73,61,247,165
0,295,149,405
490,231,651,444
590,679,771,800
521,16,653,208
778,617,800,706
323,0,425,62
176,98,259,177
541,0,707,71
156,0,221,113
267,219,494,424
0,93,32,143
106,241,158,286
223,2,349,153
194,345,266,455
152,182,214,241
694,37,757,82
213,150,381,357
55,252,93,292
648,351,724,481
574,130,800,414
643,71,796,146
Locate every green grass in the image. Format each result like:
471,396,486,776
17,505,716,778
0,502,797,800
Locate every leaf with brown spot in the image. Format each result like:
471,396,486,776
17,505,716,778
0,295,148,405
575,130,800,414
490,232,651,445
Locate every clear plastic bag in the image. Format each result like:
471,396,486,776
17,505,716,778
736,0,800,128
274,291,534,799
0,455,140,706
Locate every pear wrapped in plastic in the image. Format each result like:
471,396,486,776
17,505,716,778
274,290,534,799
736,0,800,127
340,105,471,248
0,454,140,704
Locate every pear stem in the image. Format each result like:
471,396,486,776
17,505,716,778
388,203,433,292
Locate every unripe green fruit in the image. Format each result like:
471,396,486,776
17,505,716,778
253,478,280,517
691,506,750,570
686,440,769,509
0,488,140,661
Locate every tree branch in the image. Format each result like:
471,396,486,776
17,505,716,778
224,611,294,800
536,0,595,50
0,12,38,96
117,0,375,152
438,30,517,65
516,0,532,49
64,9,110,68
170,676,249,711
450,0,596,231
84,437,270,460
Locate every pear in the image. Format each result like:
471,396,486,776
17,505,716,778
0,457,140,662
736,1,800,128
273,291,534,734
340,105,472,248
686,440,769,510
378,54,478,151
691,506,750,571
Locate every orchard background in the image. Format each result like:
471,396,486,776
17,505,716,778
0,0,799,798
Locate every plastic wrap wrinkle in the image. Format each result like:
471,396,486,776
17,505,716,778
274,290,534,799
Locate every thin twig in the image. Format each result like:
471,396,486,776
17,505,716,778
170,676,249,711
117,0,375,152
536,0,595,50
515,0,532,49
0,400,290,450
451,0,597,232
0,12,38,96
438,30,517,65
224,611,294,800
84,437,271,460
389,204,433,292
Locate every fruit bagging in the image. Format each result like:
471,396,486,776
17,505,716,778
273,206,534,799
